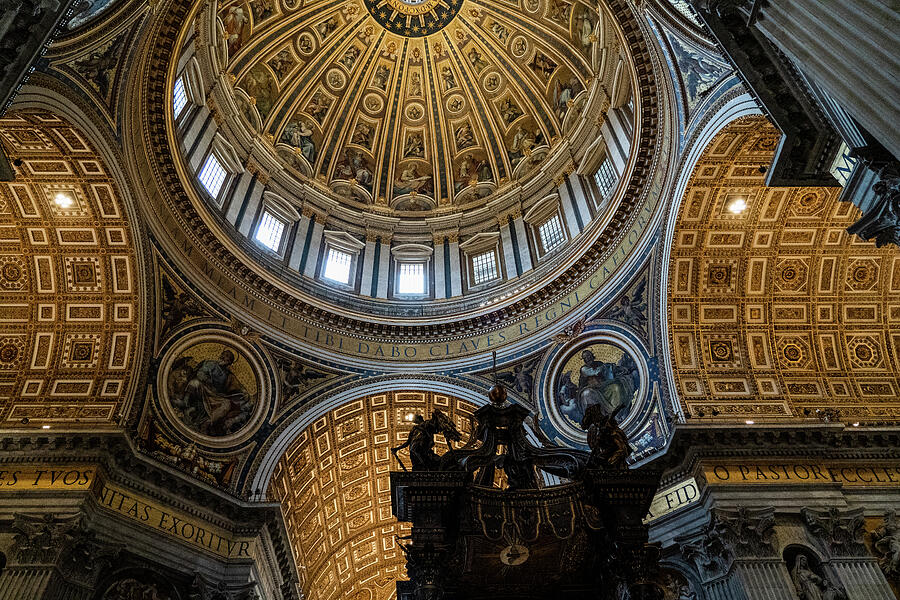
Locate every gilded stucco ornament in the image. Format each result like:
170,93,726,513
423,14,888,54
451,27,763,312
128,0,673,367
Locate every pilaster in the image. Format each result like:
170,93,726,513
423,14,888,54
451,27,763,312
0,514,117,600
302,212,325,279
359,235,378,297
433,235,447,299
376,234,392,298
498,215,519,279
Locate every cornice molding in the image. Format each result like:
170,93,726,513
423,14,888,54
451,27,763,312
655,423,900,485
0,430,299,594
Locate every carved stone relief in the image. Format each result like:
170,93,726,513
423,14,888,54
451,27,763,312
10,514,121,587
785,550,848,600
871,509,900,582
677,507,776,578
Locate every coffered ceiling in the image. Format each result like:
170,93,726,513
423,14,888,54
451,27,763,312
668,116,900,422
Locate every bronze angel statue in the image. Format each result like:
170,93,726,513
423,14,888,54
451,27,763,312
391,410,463,471
582,403,630,469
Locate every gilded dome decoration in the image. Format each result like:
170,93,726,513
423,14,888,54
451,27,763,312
364,0,464,37
147,0,666,362
217,0,600,209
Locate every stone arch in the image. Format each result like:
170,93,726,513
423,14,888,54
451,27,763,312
267,388,481,600
0,109,145,428
663,113,900,422
249,376,493,498
657,90,761,420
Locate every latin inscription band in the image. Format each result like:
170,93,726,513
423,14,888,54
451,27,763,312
703,463,900,486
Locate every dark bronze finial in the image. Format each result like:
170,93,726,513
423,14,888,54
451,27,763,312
488,350,508,405
488,384,507,406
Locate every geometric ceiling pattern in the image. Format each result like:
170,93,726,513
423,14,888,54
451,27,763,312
269,391,477,600
222,0,603,208
668,116,900,423
0,112,141,429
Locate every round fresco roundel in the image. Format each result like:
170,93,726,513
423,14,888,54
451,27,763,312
549,337,645,442
158,331,268,446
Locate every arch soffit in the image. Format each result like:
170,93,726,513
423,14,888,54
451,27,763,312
11,81,155,392
0,94,150,428
248,375,518,499
656,91,762,420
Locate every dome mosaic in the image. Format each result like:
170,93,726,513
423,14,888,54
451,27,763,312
159,0,657,357
217,0,607,211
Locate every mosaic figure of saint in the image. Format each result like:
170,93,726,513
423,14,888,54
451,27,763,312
395,164,432,195
169,349,255,437
557,348,638,424
306,91,331,124
268,49,295,80
373,65,391,90
352,121,374,149
554,76,583,119
455,122,475,150
499,97,523,126
404,132,425,158
468,47,489,72
410,72,423,96
283,120,316,163
441,66,457,91
223,6,249,55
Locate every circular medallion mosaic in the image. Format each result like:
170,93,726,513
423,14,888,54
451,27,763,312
547,336,646,442
364,0,463,37
158,331,268,446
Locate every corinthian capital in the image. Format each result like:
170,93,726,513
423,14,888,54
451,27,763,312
676,507,776,578
802,507,867,557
